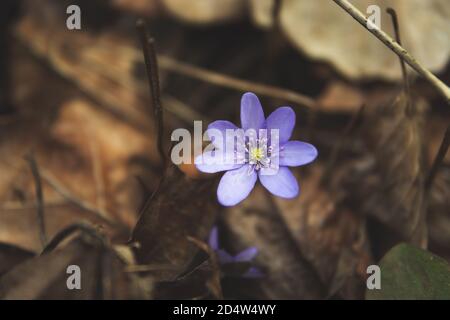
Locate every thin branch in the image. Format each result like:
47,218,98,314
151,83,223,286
332,0,450,105
39,169,118,227
158,55,317,109
136,20,166,166
162,95,211,124
89,139,107,213
187,235,224,300
425,125,450,191
25,154,47,248
0,199,66,211
124,264,178,273
386,8,410,96
41,223,104,255
272,0,283,27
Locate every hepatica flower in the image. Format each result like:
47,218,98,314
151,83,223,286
195,92,318,206
208,226,262,278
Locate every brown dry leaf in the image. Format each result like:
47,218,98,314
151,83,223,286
0,243,34,276
0,229,152,299
427,115,450,165
162,0,246,24
154,261,215,299
428,166,450,259
187,236,223,299
1,20,159,250
45,98,156,229
220,164,368,299
108,0,161,16
317,81,365,113
251,0,450,80
15,1,158,136
273,167,371,298
130,165,219,281
222,185,324,299
249,0,275,29
0,56,156,250
221,166,372,299
340,91,428,247
0,47,119,251
425,117,450,258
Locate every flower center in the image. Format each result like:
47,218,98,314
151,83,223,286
250,147,264,161
246,138,271,171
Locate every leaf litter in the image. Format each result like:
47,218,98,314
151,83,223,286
0,0,449,300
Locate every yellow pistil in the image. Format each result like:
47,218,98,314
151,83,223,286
250,147,264,161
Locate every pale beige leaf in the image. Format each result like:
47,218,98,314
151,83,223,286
252,0,450,80
162,0,246,24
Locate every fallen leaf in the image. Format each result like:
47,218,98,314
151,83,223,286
162,0,246,24
0,243,35,276
222,184,325,299
0,228,152,299
252,0,450,80
130,165,219,280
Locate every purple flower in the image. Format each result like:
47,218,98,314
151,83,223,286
208,226,263,278
195,92,318,206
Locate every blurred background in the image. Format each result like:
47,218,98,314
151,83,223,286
0,0,449,299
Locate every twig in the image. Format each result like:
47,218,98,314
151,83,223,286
332,0,450,105
162,95,211,124
39,169,118,227
89,139,107,213
386,8,410,96
272,0,283,27
425,125,450,191
187,236,224,300
320,104,365,185
41,223,104,255
136,20,167,166
132,21,172,238
0,199,66,211
158,55,316,109
124,264,178,273
25,154,47,248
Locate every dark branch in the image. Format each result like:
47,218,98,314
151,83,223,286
25,154,47,248
41,223,104,255
425,125,450,191
136,19,166,167
386,8,410,97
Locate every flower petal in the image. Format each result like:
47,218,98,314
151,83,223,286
208,120,238,133
240,92,265,131
266,106,295,143
258,166,299,198
217,164,257,206
207,120,238,149
195,151,243,173
208,226,219,250
280,141,318,167
234,247,258,262
242,267,264,278
217,249,234,264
